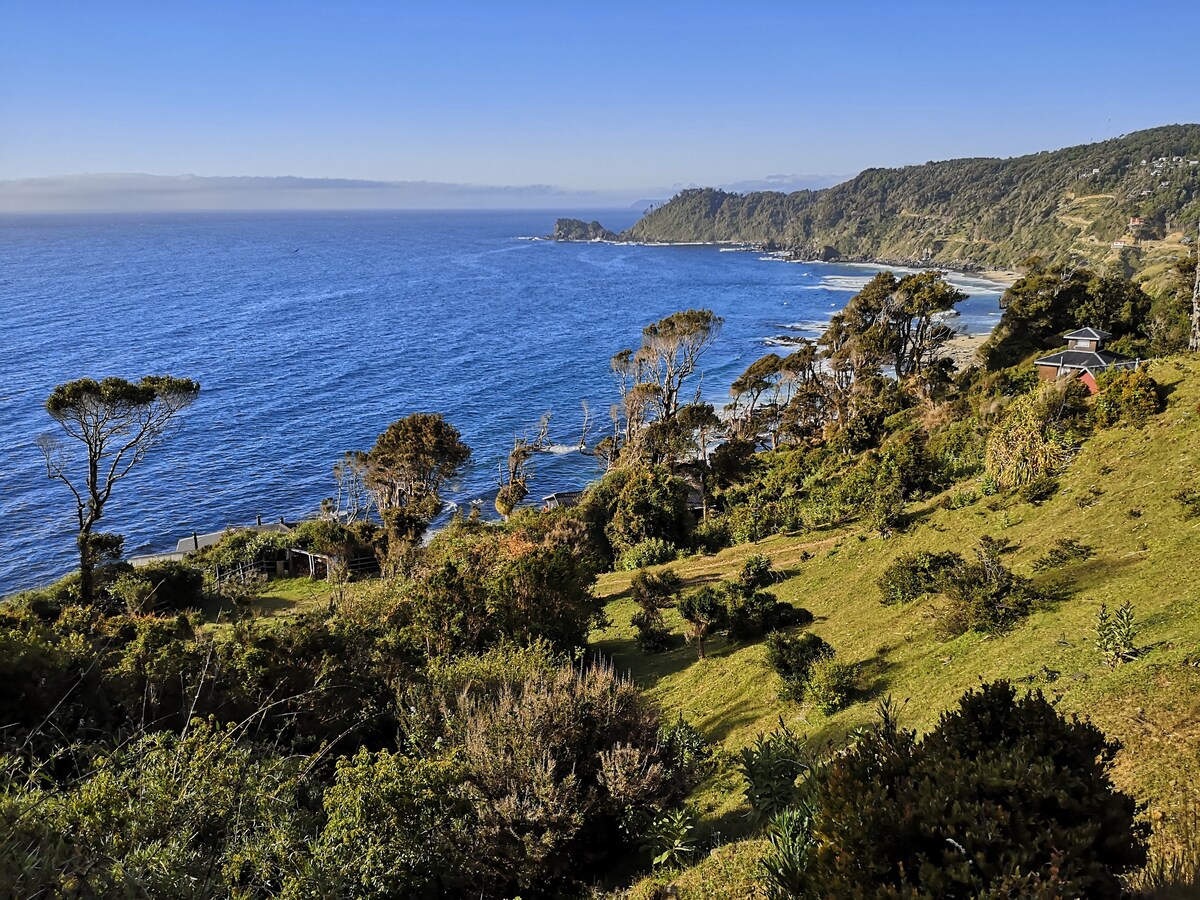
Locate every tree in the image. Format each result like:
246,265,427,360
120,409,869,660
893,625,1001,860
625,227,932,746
620,309,723,422
363,413,471,544
38,375,199,603
677,587,725,659
803,683,1147,897
1190,243,1200,352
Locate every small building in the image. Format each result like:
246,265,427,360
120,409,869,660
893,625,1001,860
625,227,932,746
541,490,584,511
1129,216,1144,227
1034,328,1139,394
130,519,292,567
1112,239,1132,249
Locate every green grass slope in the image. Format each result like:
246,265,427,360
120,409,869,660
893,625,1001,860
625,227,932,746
592,355,1200,894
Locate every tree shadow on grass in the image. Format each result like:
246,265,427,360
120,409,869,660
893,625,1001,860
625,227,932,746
855,645,895,703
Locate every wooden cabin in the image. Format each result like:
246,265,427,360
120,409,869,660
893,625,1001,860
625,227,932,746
1034,328,1138,394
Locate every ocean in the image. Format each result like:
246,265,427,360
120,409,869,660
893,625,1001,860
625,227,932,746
0,209,1004,593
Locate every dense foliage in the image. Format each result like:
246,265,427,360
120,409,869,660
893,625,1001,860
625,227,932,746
790,684,1148,898
619,125,1200,273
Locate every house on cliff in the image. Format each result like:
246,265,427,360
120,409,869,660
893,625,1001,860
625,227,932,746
1034,328,1139,394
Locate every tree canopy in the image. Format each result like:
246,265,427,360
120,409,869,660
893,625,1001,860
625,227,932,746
39,374,200,602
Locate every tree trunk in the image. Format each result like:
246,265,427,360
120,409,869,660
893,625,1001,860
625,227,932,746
77,526,95,604
1190,247,1200,352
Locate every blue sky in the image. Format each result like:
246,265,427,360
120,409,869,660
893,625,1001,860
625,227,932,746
1,1,1197,192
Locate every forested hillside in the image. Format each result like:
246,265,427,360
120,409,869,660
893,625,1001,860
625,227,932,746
618,125,1200,279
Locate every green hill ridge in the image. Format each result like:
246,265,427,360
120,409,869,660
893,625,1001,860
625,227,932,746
564,125,1200,284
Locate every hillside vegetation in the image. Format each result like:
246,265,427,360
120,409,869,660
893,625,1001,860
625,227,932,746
6,255,1200,897
598,355,1200,897
612,124,1200,289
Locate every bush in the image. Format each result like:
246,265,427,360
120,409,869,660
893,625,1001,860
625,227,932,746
642,806,697,869
692,515,732,553
800,683,1148,897
618,537,678,571
938,540,1043,636
631,606,673,653
877,550,964,605
984,380,1087,490
805,658,857,714
1093,365,1163,427
630,569,683,608
1175,487,1200,520
740,725,810,824
606,465,693,561
725,589,810,642
656,716,713,790
766,632,834,701
428,651,676,897
1033,537,1095,572
760,806,816,900
1095,601,1139,666
1017,474,1060,504
736,554,777,593
134,560,205,611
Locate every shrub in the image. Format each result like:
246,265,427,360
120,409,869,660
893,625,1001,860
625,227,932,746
1175,487,1200,520
801,683,1148,897
1033,537,1095,572
984,380,1086,490
657,716,713,790
135,560,205,611
606,465,693,560
938,540,1042,636
1095,601,1139,666
431,652,674,896
1017,474,1059,504
618,537,678,571
877,550,964,605
692,515,732,553
805,658,857,714
725,589,810,643
736,554,777,593
766,632,834,701
630,569,683,609
631,605,673,653
760,806,817,900
740,725,810,823
642,806,697,869
1093,365,1163,427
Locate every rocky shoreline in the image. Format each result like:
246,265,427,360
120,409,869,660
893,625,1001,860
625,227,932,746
549,218,1019,289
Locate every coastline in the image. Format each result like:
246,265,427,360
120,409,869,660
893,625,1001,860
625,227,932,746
550,232,1014,371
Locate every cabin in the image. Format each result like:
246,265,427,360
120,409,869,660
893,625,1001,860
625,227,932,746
1034,328,1139,394
541,490,584,511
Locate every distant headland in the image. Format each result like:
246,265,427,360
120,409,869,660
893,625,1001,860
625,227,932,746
553,124,1200,292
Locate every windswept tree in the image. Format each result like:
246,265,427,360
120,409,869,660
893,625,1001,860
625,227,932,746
730,342,824,448
324,450,373,522
822,271,964,385
495,413,550,519
39,375,200,603
629,308,723,421
363,413,470,544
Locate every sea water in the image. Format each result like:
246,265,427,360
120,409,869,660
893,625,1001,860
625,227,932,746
0,209,1003,592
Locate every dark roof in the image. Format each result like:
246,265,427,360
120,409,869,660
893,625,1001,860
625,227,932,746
1063,327,1112,341
1034,349,1131,370
541,490,584,508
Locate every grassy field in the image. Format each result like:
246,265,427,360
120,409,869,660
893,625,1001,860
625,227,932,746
594,356,1200,894
201,575,335,624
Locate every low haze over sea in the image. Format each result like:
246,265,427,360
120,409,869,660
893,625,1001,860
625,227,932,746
0,210,1003,593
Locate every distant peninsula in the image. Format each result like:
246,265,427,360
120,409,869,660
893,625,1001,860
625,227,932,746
554,124,1200,285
